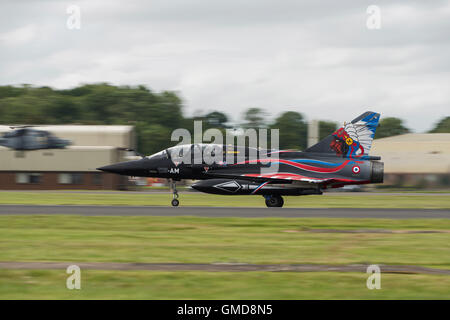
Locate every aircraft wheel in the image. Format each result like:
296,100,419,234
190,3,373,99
171,199,179,207
265,195,284,208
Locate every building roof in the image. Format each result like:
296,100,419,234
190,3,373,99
371,133,450,174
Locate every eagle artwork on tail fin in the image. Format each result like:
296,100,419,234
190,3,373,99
329,112,380,158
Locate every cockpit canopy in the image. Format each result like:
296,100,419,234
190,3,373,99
147,144,222,161
147,144,272,165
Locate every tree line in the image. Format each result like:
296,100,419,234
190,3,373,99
0,84,448,154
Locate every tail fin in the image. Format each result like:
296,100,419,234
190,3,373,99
305,111,380,158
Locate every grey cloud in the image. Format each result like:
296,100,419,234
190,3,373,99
0,0,449,132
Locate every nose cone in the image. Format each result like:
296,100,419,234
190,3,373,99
97,159,149,176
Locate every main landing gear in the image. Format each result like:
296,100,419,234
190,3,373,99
264,195,284,208
170,180,179,207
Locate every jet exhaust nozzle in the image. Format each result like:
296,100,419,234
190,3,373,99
371,161,384,183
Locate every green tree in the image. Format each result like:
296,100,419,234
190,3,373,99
44,95,82,124
79,84,120,123
203,111,229,129
0,84,186,154
243,108,267,129
319,121,338,140
375,117,410,139
429,116,450,133
0,85,26,99
136,123,172,155
271,111,307,150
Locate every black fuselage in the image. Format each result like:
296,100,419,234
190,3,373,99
98,144,383,194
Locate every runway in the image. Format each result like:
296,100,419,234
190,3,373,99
0,205,449,219
0,262,449,275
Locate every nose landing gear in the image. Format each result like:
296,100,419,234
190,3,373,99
170,180,179,207
171,198,179,207
264,195,284,208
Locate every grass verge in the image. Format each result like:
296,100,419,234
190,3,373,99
0,215,449,267
1,215,449,299
0,270,449,299
0,192,449,208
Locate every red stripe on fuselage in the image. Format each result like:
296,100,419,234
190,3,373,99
243,173,327,181
235,159,349,173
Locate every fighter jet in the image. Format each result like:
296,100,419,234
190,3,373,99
98,111,383,207
0,126,72,150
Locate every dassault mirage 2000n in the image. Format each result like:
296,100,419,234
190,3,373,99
98,111,384,207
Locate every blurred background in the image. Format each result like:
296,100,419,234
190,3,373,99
0,0,449,301
0,85,448,191
1,1,449,191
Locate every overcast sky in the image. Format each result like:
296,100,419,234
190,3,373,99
1,0,449,132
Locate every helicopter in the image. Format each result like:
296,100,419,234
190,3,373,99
0,126,71,150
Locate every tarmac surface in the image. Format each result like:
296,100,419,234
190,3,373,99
0,262,448,275
0,205,449,219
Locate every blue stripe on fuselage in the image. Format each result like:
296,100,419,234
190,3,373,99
289,159,342,167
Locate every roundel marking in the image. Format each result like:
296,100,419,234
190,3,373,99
352,165,360,174
346,137,353,145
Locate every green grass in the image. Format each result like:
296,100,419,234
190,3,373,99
1,270,449,299
0,191,449,208
1,215,449,299
1,215,449,267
